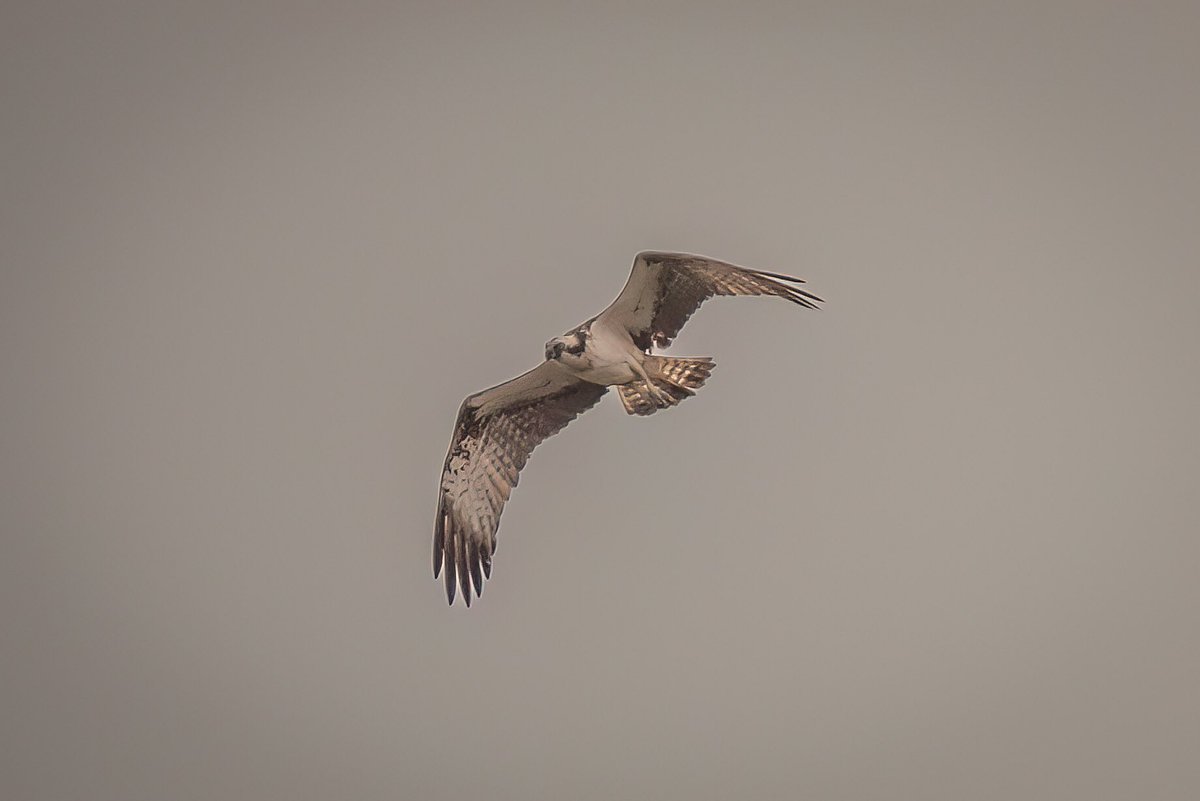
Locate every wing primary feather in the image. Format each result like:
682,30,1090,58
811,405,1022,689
745,269,824,306
433,508,446,578
748,267,810,284
781,289,822,310
456,529,472,606
768,282,822,308
782,286,824,306
443,519,457,605
468,540,484,597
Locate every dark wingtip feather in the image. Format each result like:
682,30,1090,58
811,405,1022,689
456,534,471,607
468,541,484,597
781,286,824,309
433,509,445,578
443,531,457,605
746,267,823,307
750,267,808,284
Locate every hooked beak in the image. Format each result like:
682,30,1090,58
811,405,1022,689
545,342,565,360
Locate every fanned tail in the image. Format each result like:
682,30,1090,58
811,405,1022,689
618,356,716,416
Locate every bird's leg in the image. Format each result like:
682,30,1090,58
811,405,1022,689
629,357,674,406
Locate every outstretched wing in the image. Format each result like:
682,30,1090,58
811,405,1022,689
597,251,822,350
434,361,607,606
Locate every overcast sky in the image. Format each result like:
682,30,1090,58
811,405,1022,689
3,2,1199,799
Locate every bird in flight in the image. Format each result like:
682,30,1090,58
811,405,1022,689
433,251,821,606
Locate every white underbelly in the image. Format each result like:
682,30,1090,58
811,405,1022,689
562,319,640,386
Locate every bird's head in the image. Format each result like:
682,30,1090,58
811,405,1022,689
545,330,586,362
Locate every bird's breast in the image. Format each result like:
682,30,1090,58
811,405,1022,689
558,320,640,386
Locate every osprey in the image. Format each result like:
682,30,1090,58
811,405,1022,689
434,251,821,605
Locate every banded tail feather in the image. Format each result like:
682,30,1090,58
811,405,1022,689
618,356,716,416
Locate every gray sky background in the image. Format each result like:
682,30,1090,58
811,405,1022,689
3,2,1199,799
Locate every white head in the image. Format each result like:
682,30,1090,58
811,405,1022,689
544,329,586,361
